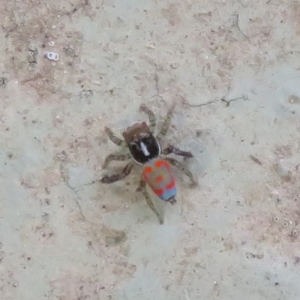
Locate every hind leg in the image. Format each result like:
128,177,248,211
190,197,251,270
163,145,193,158
165,157,197,187
138,180,164,224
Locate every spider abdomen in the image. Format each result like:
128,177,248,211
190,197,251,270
142,158,177,203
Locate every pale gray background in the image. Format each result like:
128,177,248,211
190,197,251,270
1,0,300,299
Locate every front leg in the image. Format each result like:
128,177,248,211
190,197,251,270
140,104,156,133
156,104,176,142
105,127,127,148
163,145,193,158
101,163,134,184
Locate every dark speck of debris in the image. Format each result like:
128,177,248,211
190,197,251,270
246,252,264,259
196,130,202,137
0,77,8,87
275,282,279,286
105,231,127,246
246,252,255,259
294,257,300,265
249,155,262,165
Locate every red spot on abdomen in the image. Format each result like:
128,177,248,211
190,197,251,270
166,181,175,190
143,166,153,174
155,159,170,168
155,175,164,182
153,189,164,196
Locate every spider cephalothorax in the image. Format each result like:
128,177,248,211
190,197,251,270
101,104,197,224
122,122,161,164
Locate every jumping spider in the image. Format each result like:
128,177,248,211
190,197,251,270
101,104,197,224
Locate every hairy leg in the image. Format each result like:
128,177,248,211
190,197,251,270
163,145,193,158
140,104,156,133
101,163,134,184
105,126,127,147
165,157,197,187
102,153,131,168
157,103,175,142
138,180,164,224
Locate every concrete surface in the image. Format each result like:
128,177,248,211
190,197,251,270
1,0,300,299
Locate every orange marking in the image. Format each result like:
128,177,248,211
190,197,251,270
166,181,175,190
155,175,164,183
143,166,153,174
155,159,169,168
154,188,164,196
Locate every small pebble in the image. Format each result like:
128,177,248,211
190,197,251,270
46,52,59,61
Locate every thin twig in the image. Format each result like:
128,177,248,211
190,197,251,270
59,163,86,220
233,13,249,41
221,94,249,106
185,94,249,108
187,99,219,107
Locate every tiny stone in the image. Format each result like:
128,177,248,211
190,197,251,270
28,43,37,51
291,229,298,237
64,47,75,57
289,95,300,104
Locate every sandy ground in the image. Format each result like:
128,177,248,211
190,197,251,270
1,0,300,299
